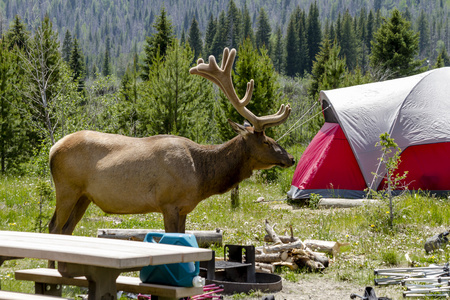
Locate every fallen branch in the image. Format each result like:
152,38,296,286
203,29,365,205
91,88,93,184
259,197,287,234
265,219,282,245
264,235,299,243
259,240,306,254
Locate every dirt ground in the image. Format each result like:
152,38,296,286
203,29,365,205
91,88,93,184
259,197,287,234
222,277,400,300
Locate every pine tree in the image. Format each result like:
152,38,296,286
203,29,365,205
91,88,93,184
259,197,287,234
370,8,424,79
242,3,254,43
284,12,299,77
296,8,309,76
435,52,445,68
366,10,375,53
204,14,217,55
62,30,73,63
255,7,271,50
226,0,242,50
188,18,202,59
140,6,175,81
417,9,430,58
340,10,358,70
271,26,284,73
307,1,322,72
210,11,228,59
138,43,214,142
310,38,332,98
215,38,280,140
103,37,111,76
69,38,85,89
5,15,29,51
439,47,450,66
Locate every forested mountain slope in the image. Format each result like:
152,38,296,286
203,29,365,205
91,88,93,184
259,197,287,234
1,0,449,76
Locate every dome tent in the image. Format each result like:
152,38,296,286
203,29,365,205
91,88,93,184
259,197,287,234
288,67,450,199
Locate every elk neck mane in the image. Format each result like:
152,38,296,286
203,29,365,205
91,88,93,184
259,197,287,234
189,134,252,198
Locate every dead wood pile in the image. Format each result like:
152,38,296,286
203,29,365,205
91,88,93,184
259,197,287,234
255,220,348,273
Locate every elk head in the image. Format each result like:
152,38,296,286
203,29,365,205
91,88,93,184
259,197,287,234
190,48,295,169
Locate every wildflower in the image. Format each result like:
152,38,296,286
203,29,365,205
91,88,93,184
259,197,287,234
386,211,389,214
345,234,349,238
370,224,375,228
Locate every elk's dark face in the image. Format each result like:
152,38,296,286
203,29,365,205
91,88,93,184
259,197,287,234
229,120,295,170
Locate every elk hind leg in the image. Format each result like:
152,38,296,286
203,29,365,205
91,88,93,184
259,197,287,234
49,187,86,235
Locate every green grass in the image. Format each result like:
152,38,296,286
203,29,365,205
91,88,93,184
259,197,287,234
2,169,450,299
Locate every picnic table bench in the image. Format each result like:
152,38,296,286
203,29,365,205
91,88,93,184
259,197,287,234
0,230,212,300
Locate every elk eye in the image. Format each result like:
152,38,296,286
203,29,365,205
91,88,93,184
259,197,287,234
263,141,270,146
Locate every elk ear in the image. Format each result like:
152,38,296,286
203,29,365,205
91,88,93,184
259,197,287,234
228,119,252,135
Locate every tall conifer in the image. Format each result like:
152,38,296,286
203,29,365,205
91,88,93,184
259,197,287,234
62,30,73,63
370,8,424,79
307,1,322,72
255,7,271,50
141,6,175,81
188,18,202,59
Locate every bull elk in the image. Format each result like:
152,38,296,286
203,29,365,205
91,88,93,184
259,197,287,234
48,47,294,235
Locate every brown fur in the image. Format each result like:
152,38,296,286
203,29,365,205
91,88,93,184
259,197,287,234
48,122,294,234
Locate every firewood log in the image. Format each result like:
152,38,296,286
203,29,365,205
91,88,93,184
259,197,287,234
304,239,349,257
255,251,289,263
255,262,275,273
273,261,298,271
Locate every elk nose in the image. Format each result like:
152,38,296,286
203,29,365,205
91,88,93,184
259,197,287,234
291,157,296,165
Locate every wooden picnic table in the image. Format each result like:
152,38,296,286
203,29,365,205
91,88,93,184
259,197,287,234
0,230,212,300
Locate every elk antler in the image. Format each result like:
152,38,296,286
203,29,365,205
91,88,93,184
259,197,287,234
189,48,291,132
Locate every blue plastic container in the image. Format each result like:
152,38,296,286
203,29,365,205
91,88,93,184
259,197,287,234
139,232,202,287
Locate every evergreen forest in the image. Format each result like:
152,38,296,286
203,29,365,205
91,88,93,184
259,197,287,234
1,0,450,176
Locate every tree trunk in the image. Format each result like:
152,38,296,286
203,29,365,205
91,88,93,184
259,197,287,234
231,184,239,208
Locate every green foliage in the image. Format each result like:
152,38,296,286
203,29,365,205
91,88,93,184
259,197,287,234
69,38,85,87
4,15,29,51
367,133,408,229
308,193,322,209
381,249,401,265
140,6,175,81
339,10,359,70
214,38,281,141
255,7,271,50
19,15,63,146
0,41,32,174
187,18,202,59
307,1,322,72
370,8,425,79
34,179,54,233
137,43,216,143
102,37,111,76
61,29,73,63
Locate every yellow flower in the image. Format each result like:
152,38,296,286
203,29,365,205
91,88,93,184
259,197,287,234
386,211,390,214
370,224,375,228
432,256,435,259
345,234,349,238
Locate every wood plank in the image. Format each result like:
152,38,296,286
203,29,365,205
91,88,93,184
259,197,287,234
15,269,203,298
97,228,223,247
0,291,70,300
0,231,211,268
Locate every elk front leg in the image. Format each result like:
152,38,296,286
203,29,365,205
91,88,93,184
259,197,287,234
163,207,182,233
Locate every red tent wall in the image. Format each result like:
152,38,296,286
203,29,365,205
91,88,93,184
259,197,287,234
289,122,367,199
377,142,450,193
